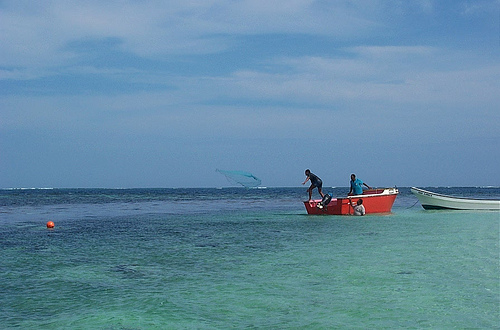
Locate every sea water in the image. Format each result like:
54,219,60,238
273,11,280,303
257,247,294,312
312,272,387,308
0,187,499,329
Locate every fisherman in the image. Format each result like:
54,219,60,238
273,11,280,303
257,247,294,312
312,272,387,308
349,198,366,216
348,174,371,196
302,169,325,201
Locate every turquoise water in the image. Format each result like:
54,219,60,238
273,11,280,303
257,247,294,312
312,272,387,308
1,187,499,329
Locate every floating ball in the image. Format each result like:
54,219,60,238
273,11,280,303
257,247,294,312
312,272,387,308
46,221,55,229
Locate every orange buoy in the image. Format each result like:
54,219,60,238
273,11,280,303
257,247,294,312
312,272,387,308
46,221,55,228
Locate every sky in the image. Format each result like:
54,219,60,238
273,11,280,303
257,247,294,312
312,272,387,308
1,0,499,188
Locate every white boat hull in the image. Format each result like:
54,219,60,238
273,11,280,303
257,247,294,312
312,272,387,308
411,187,500,211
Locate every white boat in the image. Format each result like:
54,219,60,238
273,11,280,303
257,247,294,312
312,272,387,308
411,187,500,210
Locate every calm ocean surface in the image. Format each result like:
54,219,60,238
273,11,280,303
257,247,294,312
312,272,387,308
1,187,499,329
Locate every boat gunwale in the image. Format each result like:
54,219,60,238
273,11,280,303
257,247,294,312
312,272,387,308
343,187,399,199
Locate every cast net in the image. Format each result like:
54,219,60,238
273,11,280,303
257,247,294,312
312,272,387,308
216,169,262,188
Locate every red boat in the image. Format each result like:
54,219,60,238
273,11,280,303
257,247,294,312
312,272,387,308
303,188,399,215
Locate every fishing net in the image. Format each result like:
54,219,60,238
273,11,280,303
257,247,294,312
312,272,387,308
216,169,261,188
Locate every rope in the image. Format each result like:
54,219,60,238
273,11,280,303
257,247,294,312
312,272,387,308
406,199,420,209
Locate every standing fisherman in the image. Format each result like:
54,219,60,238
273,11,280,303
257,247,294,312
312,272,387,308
302,169,325,201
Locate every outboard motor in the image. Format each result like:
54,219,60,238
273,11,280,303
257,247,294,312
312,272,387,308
317,193,333,209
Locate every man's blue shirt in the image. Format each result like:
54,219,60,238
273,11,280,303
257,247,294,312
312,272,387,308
350,178,364,195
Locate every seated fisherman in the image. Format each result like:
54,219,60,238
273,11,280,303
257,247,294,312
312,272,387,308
348,174,371,195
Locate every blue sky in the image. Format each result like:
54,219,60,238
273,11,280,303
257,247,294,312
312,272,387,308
1,0,499,188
